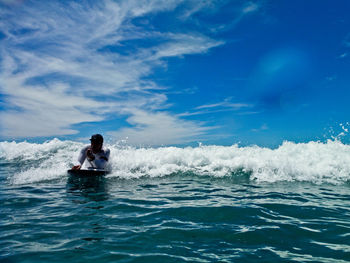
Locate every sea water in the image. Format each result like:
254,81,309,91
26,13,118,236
1,139,350,262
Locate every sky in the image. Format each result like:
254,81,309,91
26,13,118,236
0,0,349,147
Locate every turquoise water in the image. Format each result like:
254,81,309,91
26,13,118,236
1,140,350,262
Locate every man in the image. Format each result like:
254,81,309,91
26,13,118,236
72,134,110,170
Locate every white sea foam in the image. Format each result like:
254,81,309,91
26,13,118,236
1,139,350,184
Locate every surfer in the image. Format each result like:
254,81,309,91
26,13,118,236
71,134,110,170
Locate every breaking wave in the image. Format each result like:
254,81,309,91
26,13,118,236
1,139,350,185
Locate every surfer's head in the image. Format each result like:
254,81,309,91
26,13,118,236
90,134,103,144
90,134,103,152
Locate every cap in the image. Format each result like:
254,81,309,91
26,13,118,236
90,134,103,143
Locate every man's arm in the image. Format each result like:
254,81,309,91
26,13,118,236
72,146,88,170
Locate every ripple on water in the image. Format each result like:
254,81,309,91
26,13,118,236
1,175,350,262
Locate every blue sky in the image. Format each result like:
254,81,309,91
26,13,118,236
0,0,349,146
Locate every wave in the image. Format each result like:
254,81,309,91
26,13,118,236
1,139,350,185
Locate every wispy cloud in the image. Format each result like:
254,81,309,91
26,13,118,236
0,0,225,143
148,33,223,60
177,1,213,20
209,1,261,33
108,109,214,145
196,101,251,110
0,0,257,144
178,99,253,117
242,2,260,14
338,53,348,59
251,123,268,132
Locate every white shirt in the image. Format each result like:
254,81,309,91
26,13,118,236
77,145,110,169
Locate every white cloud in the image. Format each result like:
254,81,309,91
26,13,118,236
251,123,268,132
242,2,259,14
177,99,253,117
1,0,263,144
149,34,224,60
108,109,213,146
196,101,251,110
208,1,261,33
338,53,348,59
0,0,226,143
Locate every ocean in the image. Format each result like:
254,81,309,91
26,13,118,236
1,139,350,262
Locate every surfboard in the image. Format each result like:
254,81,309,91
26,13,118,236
67,169,109,176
